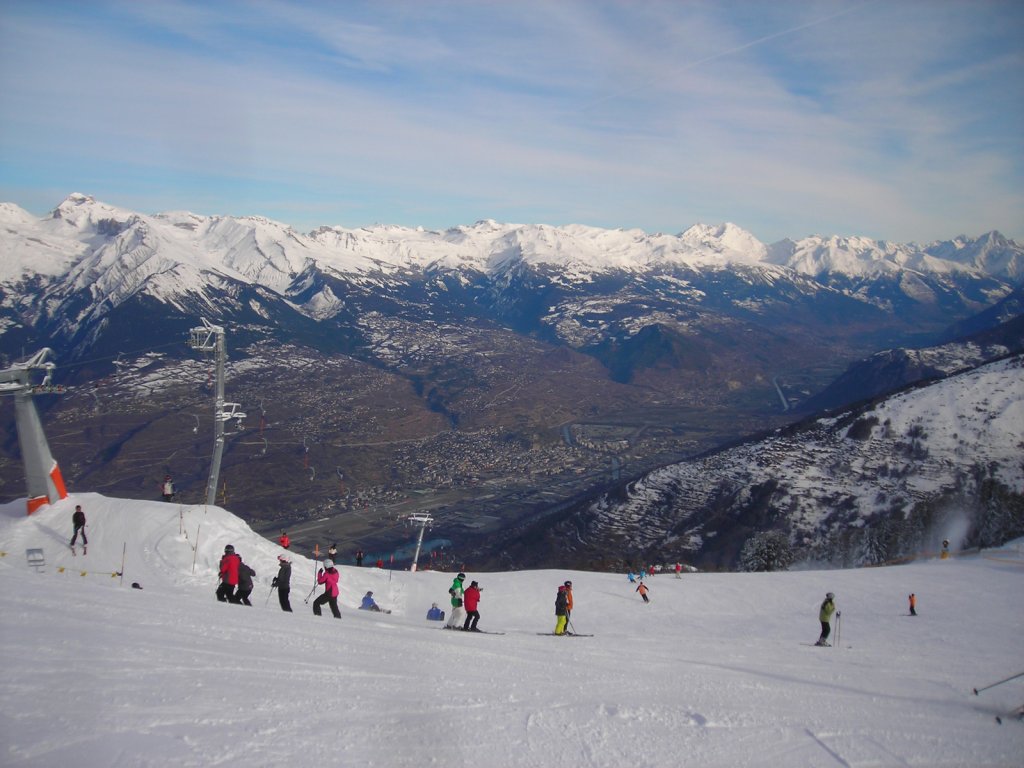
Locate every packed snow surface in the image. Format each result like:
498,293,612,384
1,494,1022,767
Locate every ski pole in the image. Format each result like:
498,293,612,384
974,671,1024,695
265,584,275,607
567,616,578,635
836,612,841,649
304,583,317,604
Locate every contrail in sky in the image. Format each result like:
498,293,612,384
582,0,882,111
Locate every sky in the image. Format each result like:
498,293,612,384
1,492,1022,767
1,0,1022,244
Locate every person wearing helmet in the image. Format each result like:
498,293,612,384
272,555,292,612
445,573,466,629
554,585,569,635
217,545,241,603
313,559,341,618
563,580,574,625
360,591,382,612
816,592,837,646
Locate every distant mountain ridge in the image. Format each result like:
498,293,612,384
2,193,1019,370
5,193,1022,284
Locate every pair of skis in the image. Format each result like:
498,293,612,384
442,626,504,635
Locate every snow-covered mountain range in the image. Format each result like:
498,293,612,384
2,193,1020,371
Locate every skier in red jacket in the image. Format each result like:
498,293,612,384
217,544,241,603
462,581,482,632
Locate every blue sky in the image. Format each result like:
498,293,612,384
1,0,1021,243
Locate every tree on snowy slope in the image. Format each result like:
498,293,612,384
738,531,795,572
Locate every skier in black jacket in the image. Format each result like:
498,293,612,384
272,556,292,612
554,585,569,635
70,505,88,551
236,561,256,606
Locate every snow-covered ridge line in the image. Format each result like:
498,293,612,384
581,354,1024,564
3,193,1021,285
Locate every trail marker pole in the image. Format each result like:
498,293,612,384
191,524,201,574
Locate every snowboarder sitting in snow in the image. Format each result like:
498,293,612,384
272,555,292,612
462,581,482,631
359,591,388,613
70,504,88,551
426,603,445,621
816,592,837,646
217,544,241,603
312,559,341,618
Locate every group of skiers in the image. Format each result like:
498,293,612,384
554,581,574,634
209,532,904,650
444,572,484,631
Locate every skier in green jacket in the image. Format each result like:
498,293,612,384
445,572,466,629
816,592,837,646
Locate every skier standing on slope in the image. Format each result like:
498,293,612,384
462,581,482,631
217,545,241,603
445,572,466,629
236,560,256,605
908,593,917,616
69,504,88,552
816,592,837,646
554,585,569,635
272,555,292,612
161,475,175,502
312,559,341,618
563,580,574,625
